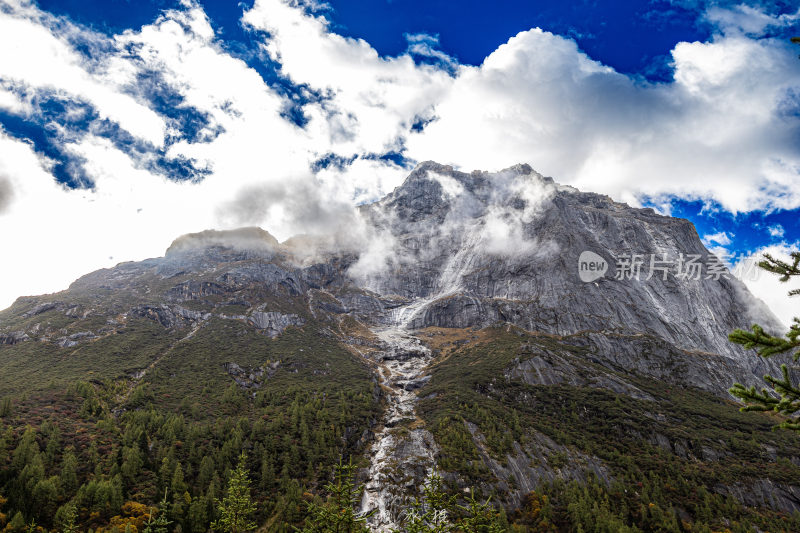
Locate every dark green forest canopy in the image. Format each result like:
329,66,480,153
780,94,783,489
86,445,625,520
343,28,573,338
2,321,800,532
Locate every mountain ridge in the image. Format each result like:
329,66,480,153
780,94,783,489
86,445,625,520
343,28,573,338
1,162,798,531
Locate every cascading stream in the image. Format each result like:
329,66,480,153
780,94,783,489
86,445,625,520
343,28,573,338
359,310,436,531
359,222,485,529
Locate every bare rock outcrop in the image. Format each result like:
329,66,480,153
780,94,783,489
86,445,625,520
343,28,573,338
248,311,304,337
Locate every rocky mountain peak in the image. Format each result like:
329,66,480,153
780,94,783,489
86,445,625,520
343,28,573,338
349,162,783,380
2,161,784,395
2,161,798,531
370,161,554,229
165,227,281,256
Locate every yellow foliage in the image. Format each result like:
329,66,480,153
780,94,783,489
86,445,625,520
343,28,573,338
522,491,544,521
121,502,150,519
95,501,152,533
96,516,139,533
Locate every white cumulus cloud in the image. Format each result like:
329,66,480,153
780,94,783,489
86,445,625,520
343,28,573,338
0,0,798,324
768,224,786,238
732,243,800,328
702,231,733,247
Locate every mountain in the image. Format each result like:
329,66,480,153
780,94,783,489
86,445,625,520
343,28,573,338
1,162,799,532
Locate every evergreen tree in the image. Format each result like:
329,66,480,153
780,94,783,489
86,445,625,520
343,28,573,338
396,472,456,533
299,459,372,533
458,493,505,533
198,456,215,490
143,491,173,533
11,427,39,471
729,251,800,430
60,449,79,495
31,476,59,523
0,397,11,418
172,463,187,496
188,494,209,533
9,511,25,531
58,503,78,533
211,453,257,533
121,445,143,484
43,426,60,468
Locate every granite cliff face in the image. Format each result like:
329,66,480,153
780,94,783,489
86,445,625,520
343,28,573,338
339,162,789,525
357,162,776,354
346,162,780,392
0,162,795,528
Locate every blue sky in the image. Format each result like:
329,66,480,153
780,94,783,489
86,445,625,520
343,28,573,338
32,1,799,77
0,0,798,320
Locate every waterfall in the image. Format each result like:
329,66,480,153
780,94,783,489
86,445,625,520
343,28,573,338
359,222,485,529
358,308,436,530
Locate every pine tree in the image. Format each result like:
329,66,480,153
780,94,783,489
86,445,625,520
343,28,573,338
11,427,39,471
729,251,800,430
60,449,79,497
0,397,12,418
299,458,372,533
188,494,209,533
171,463,188,498
59,503,78,533
396,472,456,533
121,445,143,484
198,456,215,489
458,492,505,533
9,511,25,531
143,490,173,533
211,452,257,533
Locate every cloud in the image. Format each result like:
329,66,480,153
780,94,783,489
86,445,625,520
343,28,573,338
349,165,560,297
0,173,12,214
0,0,798,323
216,172,359,238
705,4,800,37
242,0,455,158
702,231,732,247
768,224,785,238
404,33,458,72
245,0,800,218
0,1,166,145
346,224,400,281
732,243,800,328
405,26,800,214
0,0,324,309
